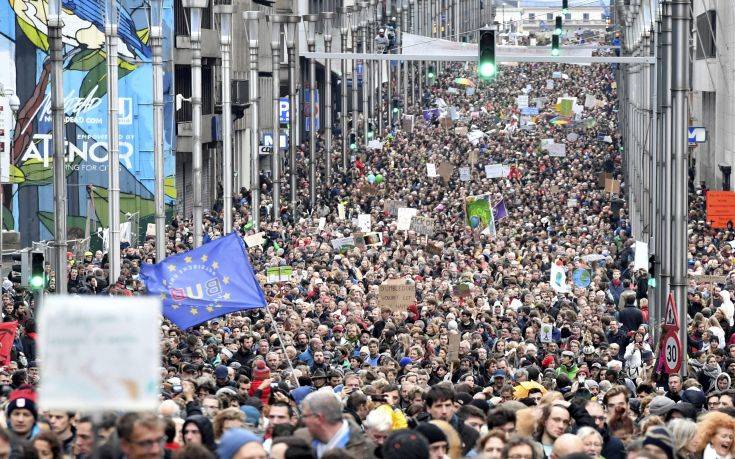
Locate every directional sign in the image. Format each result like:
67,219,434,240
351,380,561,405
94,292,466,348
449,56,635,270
279,97,290,125
688,126,707,145
664,292,680,330
304,89,320,132
663,331,683,374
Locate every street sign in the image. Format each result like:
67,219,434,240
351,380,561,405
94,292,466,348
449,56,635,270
663,331,683,374
279,97,289,125
688,126,706,145
664,292,680,330
262,132,288,149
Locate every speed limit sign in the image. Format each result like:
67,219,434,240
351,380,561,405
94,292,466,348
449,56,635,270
663,332,683,374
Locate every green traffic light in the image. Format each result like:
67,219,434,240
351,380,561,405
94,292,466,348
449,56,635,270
367,131,374,139
479,62,496,78
552,48,560,56
555,28,562,35
29,275,44,290
562,7,569,14
350,143,357,150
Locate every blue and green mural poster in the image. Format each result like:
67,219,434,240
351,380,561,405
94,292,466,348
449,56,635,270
0,0,176,246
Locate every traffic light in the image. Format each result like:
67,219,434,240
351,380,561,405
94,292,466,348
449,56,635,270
562,0,569,14
554,16,563,35
478,27,496,80
349,132,357,150
29,251,45,290
392,98,401,115
552,34,560,56
427,65,435,80
9,251,24,285
367,122,375,140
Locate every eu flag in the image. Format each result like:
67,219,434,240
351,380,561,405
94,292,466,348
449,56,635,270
140,233,266,329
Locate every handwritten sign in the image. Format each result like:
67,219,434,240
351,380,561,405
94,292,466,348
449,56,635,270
706,191,735,229
459,166,471,182
427,163,438,178
243,232,266,248
39,296,161,411
385,200,405,216
266,266,293,283
604,178,621,194
410,216,435,237
485,164,509,179
397,207,418,231
357,214,372,233
438,162,454,182
379,280,416,312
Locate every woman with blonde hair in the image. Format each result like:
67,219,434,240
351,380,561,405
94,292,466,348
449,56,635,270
576,427,603,459
669,418,698,459
693,411,735,459
430,419,462,459
476,429,508,459
212,407,246,440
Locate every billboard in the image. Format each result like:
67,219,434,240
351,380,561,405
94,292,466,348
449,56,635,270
0,0,176,245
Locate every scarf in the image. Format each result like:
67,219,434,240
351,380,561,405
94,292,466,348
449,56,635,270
704,443,732,459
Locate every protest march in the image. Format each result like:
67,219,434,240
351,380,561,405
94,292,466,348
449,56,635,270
0,30,734,459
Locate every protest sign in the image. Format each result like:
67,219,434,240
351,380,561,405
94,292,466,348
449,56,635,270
357,214,372,232
338,202,346,219
440,117,453,128
455,126,468,136
584,94,597,109
359,183,379,195
599,172,613,188
540,138,555,151
318,217,326,230
466,195,496,235
266,266,293,284
485,164,510,179
572,269,592,288
466,87,476,96
546,79,555,89
468,130,485,145
39,296,161,411
516,95,529,108
550,263,569,293
425,242,443,256
331,236,355,253
540,324,554,343
410,216,435,237
548,143,566,157
459,166,471,182
367,140,383,150
438,162,454,182
379,280,416,312
604,178,621,194
447,87,459,94
384,199,405,216
469,150,478,165
453,283,471,298
397,207,418,231
706,191,735,229
688,274,728,283
363,232,383,247
427,163,438,178
447,332,461,362
567,198,578,208
243,232,266,248
634,241,649,271
567,132,579,142
146,223,156,237
402,115,415,132
582,254,607,263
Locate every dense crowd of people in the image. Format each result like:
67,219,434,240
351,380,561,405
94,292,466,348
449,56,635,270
1,24,735,459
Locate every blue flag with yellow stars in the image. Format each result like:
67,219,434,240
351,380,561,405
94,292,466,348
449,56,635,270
140,233,266,329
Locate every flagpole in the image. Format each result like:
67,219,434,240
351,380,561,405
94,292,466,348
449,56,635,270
265,305,300,387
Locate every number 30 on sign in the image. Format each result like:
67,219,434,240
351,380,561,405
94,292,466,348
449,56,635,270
663,332,682,374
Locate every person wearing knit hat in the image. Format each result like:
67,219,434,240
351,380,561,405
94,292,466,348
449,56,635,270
415,423,449,459
248,360,272,406
648,396,675,416
542,355,556,369
216,428,264,459
382,429,430,459
6,385,39,440
642,426,675,459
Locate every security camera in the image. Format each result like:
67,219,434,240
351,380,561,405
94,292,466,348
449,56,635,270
176,93,191,111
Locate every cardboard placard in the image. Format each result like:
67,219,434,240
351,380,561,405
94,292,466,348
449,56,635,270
331,236,355,253
146,223,156,237
410,216,435,237
599,172,613,188
706,191,735,229
385,200,406,216
459,166,471,182
243,232,266,248
453,283,471,298
469,150,479,165
379,280,416,312
604,178,621,194
447,332,461,362
427,163,438,178
440,117,453,128
485,164,510,179
438,162,454,182
688,274,727,283
425,242,443,256
397,207,418,231
455,126,469,136
357,213,372,233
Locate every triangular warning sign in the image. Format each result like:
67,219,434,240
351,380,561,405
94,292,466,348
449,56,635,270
664,292,680,330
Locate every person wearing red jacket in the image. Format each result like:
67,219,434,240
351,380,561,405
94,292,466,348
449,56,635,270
248,360,272,406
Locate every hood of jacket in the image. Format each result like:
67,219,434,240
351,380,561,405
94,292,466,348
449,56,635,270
183,415,216,451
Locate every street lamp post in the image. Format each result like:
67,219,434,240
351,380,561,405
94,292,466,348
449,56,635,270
269,14,285,221
243,11,261,230
284,16,300,214
401,0,407,115
408,0,415,108
376,3,383,135
49,0,67,293
215,2,234,234
367,0,375,125
350,9,359,148
302,14,319,210
105,0,121,282
322,12,335,190
182,0,208,247
340,6,350,172
150,0,165,261
359,2,369,144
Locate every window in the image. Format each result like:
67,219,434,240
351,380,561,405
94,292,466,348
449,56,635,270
546,13,553,21
696,10,717,59
528,13,535,20
583,13,590,22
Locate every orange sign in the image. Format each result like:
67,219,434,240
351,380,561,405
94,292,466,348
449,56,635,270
706,191,735,229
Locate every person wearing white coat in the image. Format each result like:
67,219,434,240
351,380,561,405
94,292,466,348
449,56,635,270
624,331,652,380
